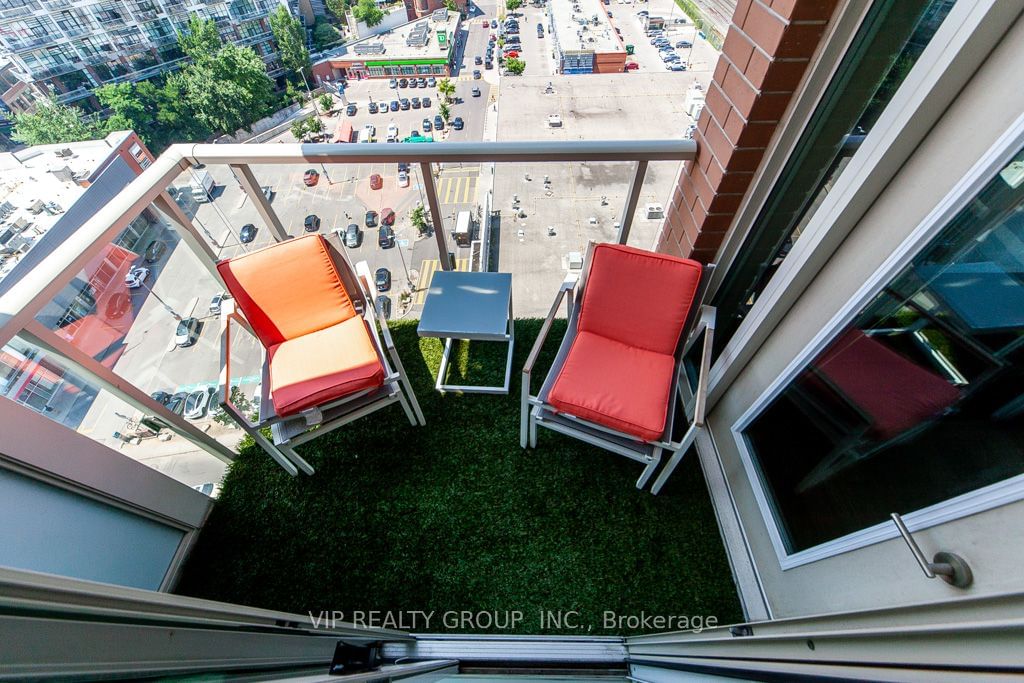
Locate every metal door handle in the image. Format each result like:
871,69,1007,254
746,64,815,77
890,513,973,588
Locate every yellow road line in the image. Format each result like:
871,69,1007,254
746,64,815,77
413,258,473,305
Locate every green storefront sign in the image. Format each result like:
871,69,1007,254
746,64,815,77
365,58,449,67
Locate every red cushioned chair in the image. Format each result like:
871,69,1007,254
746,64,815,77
521,242,716,492
216,234,424,476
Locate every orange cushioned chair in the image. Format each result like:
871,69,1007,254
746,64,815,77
216,234,424,476
521,242,716,492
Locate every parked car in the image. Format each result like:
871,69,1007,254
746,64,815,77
452,116,464,130
398,170,409,187
473,69,481,79
491,19,497,27
370,173,383,190
427,77,436,87
184,388,211,420
389,78,398,88
239,223,257,243
471,86,481,97
408,78,419,89
378,225,394,248
380,207,396,226
368,101,379,113
390,100,400,111
124,265,149,288
303,214,321,232
398,161,409,172
625,61,640,71
676,40,692,48
365,210,378,227
411,97,421,109
398,78,408,87
475,55,483,65
485,61,493,70
346,103,357,116
209,292,228,316
150,390,172,405
434,115,444,129
422,118,433,131
386,124,399,142
174,317,200,347
422,96,431,107
303,169,319,186
668,63,686,71
417,77,426,87
400,98,410,110
262,185,274,202
376,295,392,319
344,223,361,248
166,391,188,415
381,103,393,115
375,267,391,292
143,240,166,263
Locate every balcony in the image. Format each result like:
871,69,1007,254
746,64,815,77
0,141,741,636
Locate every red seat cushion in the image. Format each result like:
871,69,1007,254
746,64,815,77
578,243,702,355
548,331,677,441
268,316,384,416
815,330,961,439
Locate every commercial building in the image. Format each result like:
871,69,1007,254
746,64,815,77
402,0,467,21
311,8,459,81
2,0,1024,678
548,0,627,74
0,0,282,114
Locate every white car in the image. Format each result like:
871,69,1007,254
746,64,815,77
209,292,228,316
184,387,212,420
398,170,409,187
547,114,562,127
124,266,150,288
386,123,400,143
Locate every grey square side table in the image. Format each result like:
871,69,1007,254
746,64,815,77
417,271,514,394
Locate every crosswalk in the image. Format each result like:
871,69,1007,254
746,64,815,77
436,174,479,205
413,257,472,306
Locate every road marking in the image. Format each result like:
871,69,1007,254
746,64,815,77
413,257,472,305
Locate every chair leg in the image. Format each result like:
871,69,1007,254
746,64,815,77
650,425,699,495
396,388,418,426
399,374,426,426
528,411,538,448
637,448,661,489
279,443,315,476
251,430,299,477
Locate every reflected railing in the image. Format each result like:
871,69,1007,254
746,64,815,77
0,140,694,489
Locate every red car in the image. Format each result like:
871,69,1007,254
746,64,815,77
369,173,383,190
625,62,640,71
505,50,519,58
380,208,396,226
303,169,319,186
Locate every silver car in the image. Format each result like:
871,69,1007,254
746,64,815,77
344,223,361,248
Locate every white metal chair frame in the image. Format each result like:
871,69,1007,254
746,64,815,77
218,236,425,477
521,242,716,493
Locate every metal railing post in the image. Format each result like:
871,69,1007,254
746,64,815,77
151,193,225,285
420,161,452,270
230,163,289,242
22,321,237,465
617,159,649,245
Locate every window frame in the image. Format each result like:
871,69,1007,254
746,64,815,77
730,112,1024,569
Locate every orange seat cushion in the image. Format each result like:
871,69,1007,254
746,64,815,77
548,331,677,441
268,316,384,416
218,235,356,348
578,243,702,355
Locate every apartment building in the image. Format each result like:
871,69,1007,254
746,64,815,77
0,0,283,114
1,0,1023,679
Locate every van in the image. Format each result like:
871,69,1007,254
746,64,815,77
453,210,472,247
190,170,215,203
357,128,374,143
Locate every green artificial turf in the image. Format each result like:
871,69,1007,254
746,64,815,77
175,319,742,636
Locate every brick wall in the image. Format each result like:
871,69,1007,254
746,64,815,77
657,0,838,262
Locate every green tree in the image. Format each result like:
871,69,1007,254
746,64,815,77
325,0,349,21
269,5,312,80
436,77,455,103
444,0,458,13
318,93,334,113
410,204,430,235
95,79,209,151
212,387,256,425
290,118,309,141
352,0,384,27
505,0,521,11
439,101,451,123
11,97,103,146
178,16,221,63
179,43,274,134
505,56,526,75
312,18,342,50
306,116,324,138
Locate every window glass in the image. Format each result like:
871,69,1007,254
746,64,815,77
743,148,1024,553
711,0,956,357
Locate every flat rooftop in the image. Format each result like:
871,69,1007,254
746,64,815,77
323,9,460,63
550,0,623,54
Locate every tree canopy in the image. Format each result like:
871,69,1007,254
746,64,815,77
506,0,522,11
352,0,384,27
177,16,222,63
505,56,526,75
177,43,275,134
10,97,103,146
269,5,311,80
325,0,349,20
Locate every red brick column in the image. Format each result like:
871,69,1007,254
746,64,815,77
658,0,838,262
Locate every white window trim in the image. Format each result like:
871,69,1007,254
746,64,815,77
731,112,1024,570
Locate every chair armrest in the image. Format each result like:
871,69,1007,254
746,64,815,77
692,306,716,428
523,277,576,377
218,300,259,428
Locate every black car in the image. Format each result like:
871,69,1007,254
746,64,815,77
390,100,400,111
368,101,379,113
537,28,544,37
434,115,444,129
303,214,321,232
475,55,482,65
421,96,431,107
150,390,172,405
239,223,258,243
376,295,392,319
398,78,408,87
365,210,378,228
374,267,391,292
400,98,410,110
411,97,421,109
144,239,166,263
166,391,189,415
397,162,410,173
345,103,357,116
491,19,497,27
452,116,464,130
473,70,481,79
377,225,395,248
485,61,493,70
